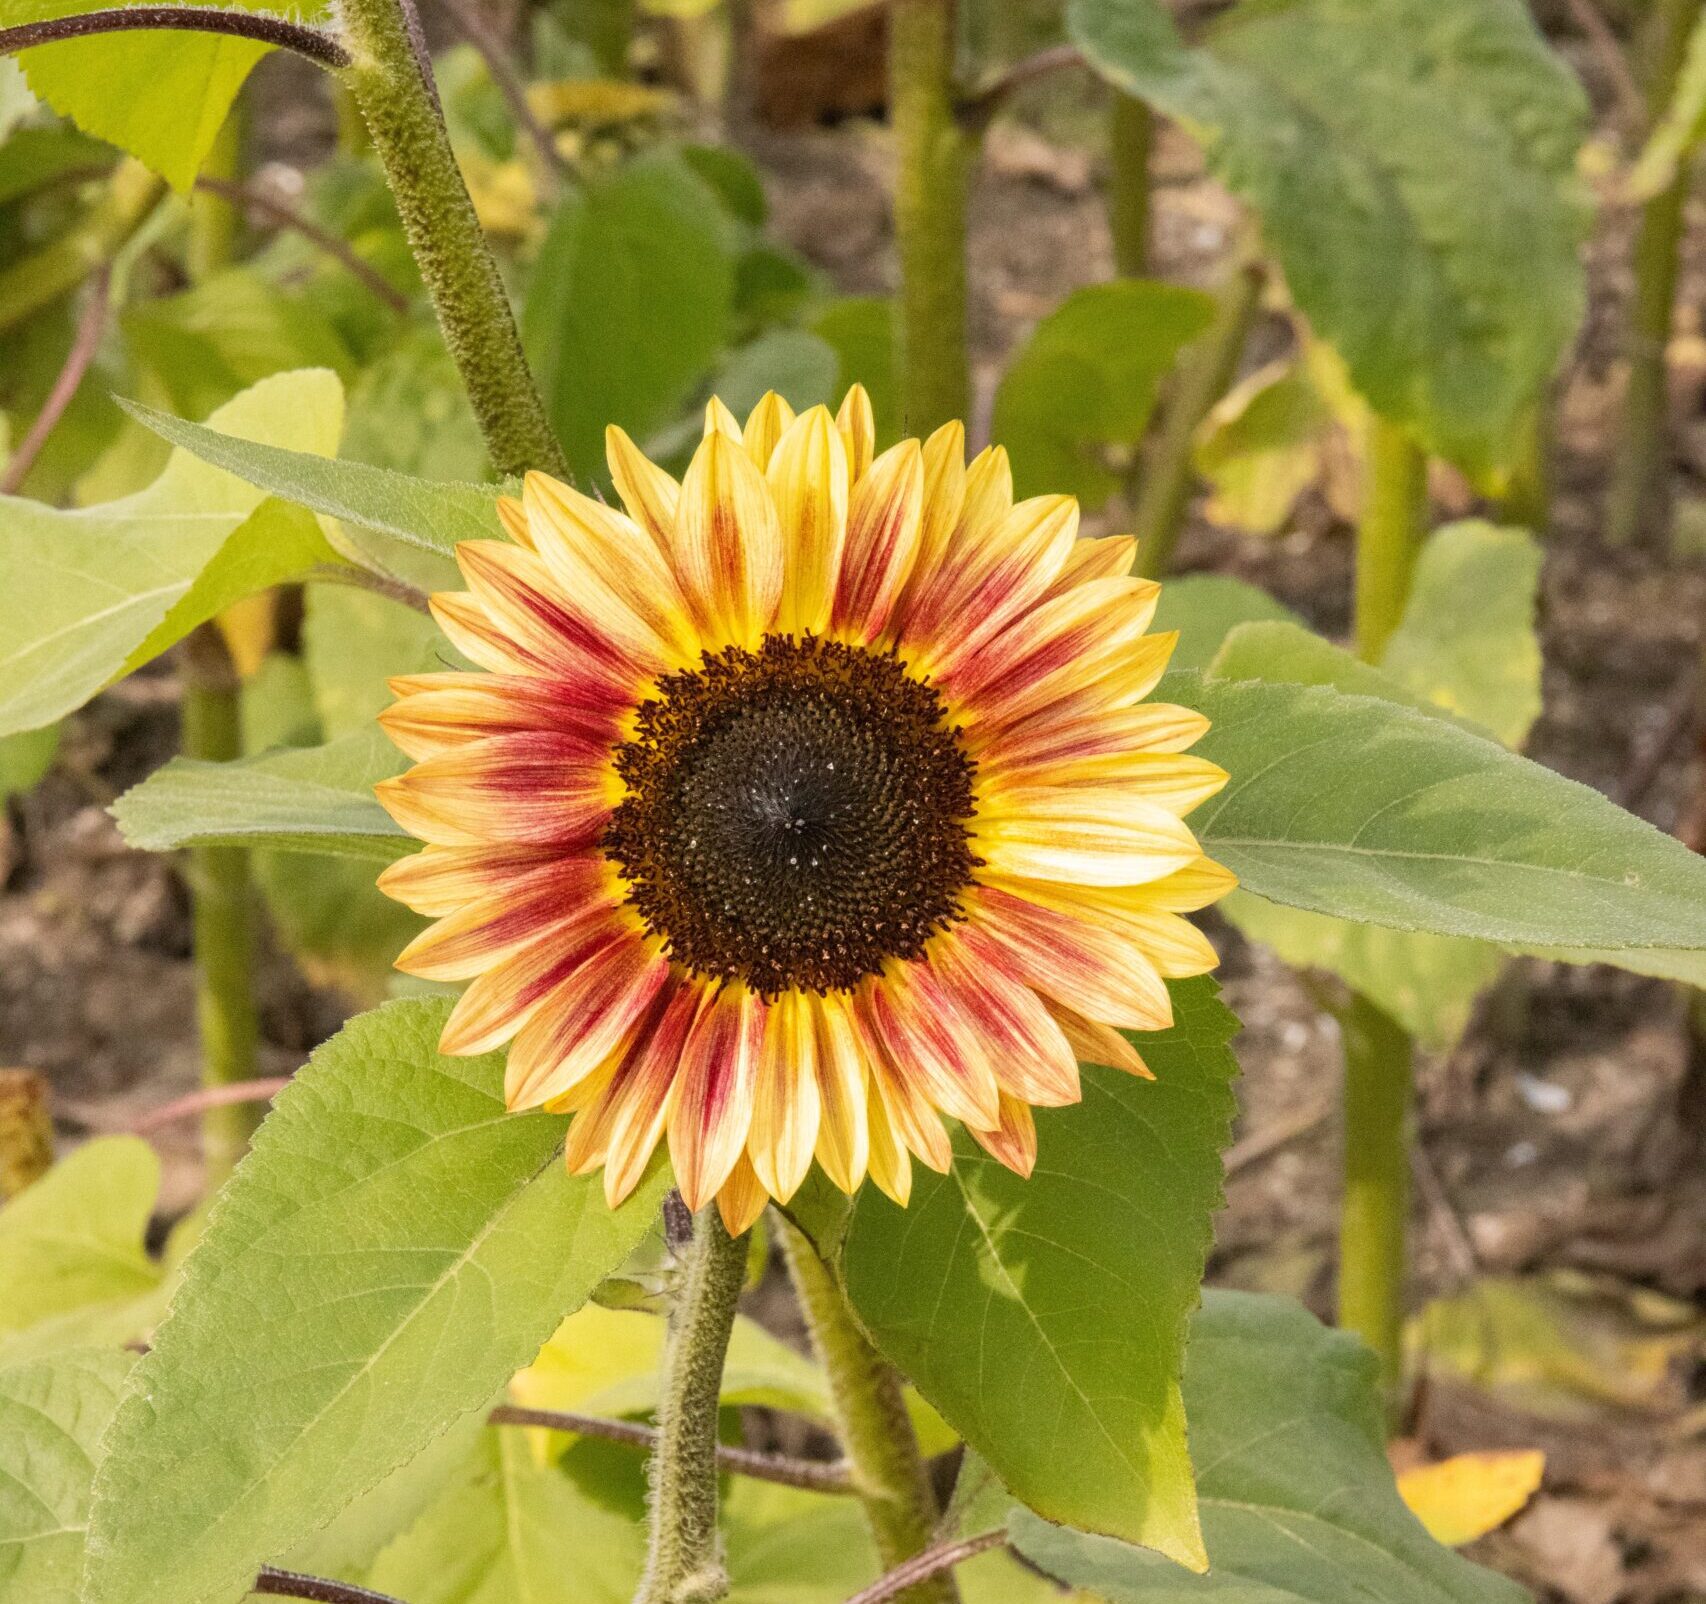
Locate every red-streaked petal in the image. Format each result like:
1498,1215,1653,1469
973,789,1202,887
972,629,1179,742
1050,1001,1153,1079
668,983,766,1209
837,384,875,484
505,937,670,1110
522,471,698,666
607,424,682,556
742,391,796,470
855,966,1000,1130
376,843,566,916
868,1054,954,1173
393,858,618,980
717,1152,771,1236
830,439,925,644
979,702,1211,777
602,980,703,1206
864,1071,911,1205
429,591,537,676
456,541,645,682
750,990,821,1203
675,429,784,650
380,673,626,760
811,991,869,1193
988,754,1228,813
1046,534,1136,595
965,882,1174,1032
375,732,615,847
927,928,1081,1107
968,1092,1037,1177
1013,882,1222,978
769,406,849,639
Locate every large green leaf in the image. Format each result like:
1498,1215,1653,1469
1012,1291,1525,1603
0,369,342,736
11,0,298,189
0,1348,135,1604
1067,0,1588,473
992,280,1214,505
1181,672,1706,982
84,998,672,1604
524,151,736,480
1151,574,1304,674
817,978,1238,1570
111,727,410,860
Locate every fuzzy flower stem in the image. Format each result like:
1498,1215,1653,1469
890,0,971,435
779,1218,958,1604
336,0,566,478
634,1205,749,1604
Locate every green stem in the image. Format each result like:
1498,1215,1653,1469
188,107,242,282
1131,257,1262,578
337,0,565,477
1499,401,1551,535
1607,0,1702,548
1335,992,1414,1424
890,0,970,434
779,1219,956,1604
635,1206,748,1604
1108,91,1152,278
1353,416,1427,661
181,626,262,1191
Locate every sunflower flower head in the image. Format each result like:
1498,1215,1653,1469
375,388,1235,1234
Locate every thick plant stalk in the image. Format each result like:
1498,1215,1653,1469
1341,417,1427,1423
181,626,262,1190
1132,257,1263,577
1607,0,1703,547
779,1218,957,1604
1108,90,1152,278
890,0,970,435
337,0,565,477
1335,992,1415,1423
635,1206,749,1604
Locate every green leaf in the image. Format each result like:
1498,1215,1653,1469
0,123,114,207
0,1137,162,1361
1181,673,1706,982
1379,521,1543,748
111,727,410,860
0,369,342,736
1191,360,1335,536
824,978,1238,1570
11,0,294,189
1067,0,1588,473
524,152,736,480
0,1348,136,1604
85,998,673,1604
1151,574,1303,674
992,280,1215,505
0,721,60,799
811,297,897,444
711,327,840,417
302,586,447,740
1012,1291,1526,1603
121,394,502,570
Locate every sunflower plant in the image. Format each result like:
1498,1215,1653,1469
4,3,1706,1604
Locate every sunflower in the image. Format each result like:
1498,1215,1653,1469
375,387,1234,1234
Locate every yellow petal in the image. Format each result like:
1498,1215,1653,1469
606,424,681,554
1397,1451,1544,1547
717,1152,771,1237
811,992,870,1193
750,991,822,1203
863,1071,912,1206
831,438,925,644
742,390,796,470
837,383,875,483
768,405,849,638
668,982,765,1210
974,789,1202,887
675,429,784,649
704,394,743,442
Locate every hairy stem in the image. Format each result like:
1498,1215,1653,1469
1108,91,1152,277
1606,0,1702,547
180,626,262,1191
779,1219,957,1604
635,1205,748,1604
890,0,970,434
337,0,565,477
0,6,349,67
1335,991,1415,1424
1353,415,1427,661
1131,256,1262,578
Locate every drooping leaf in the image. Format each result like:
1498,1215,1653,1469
1011,1290,1527,1604
0,1348,135,1604
992,280,1215,505
524,151,737,480
111,727,410,860
819,978,1239,1570
1397,1451,1545,1548
1379,521,1543,748
11,0,305,189
1067,0,1588,474
1151,574,1304,674
84,998,673,1604
0,369,342,736
1191,359,1337,536
1178,672,1706,982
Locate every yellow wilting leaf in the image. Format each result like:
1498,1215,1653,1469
215,593,279,680
1397,1450,1545,1546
